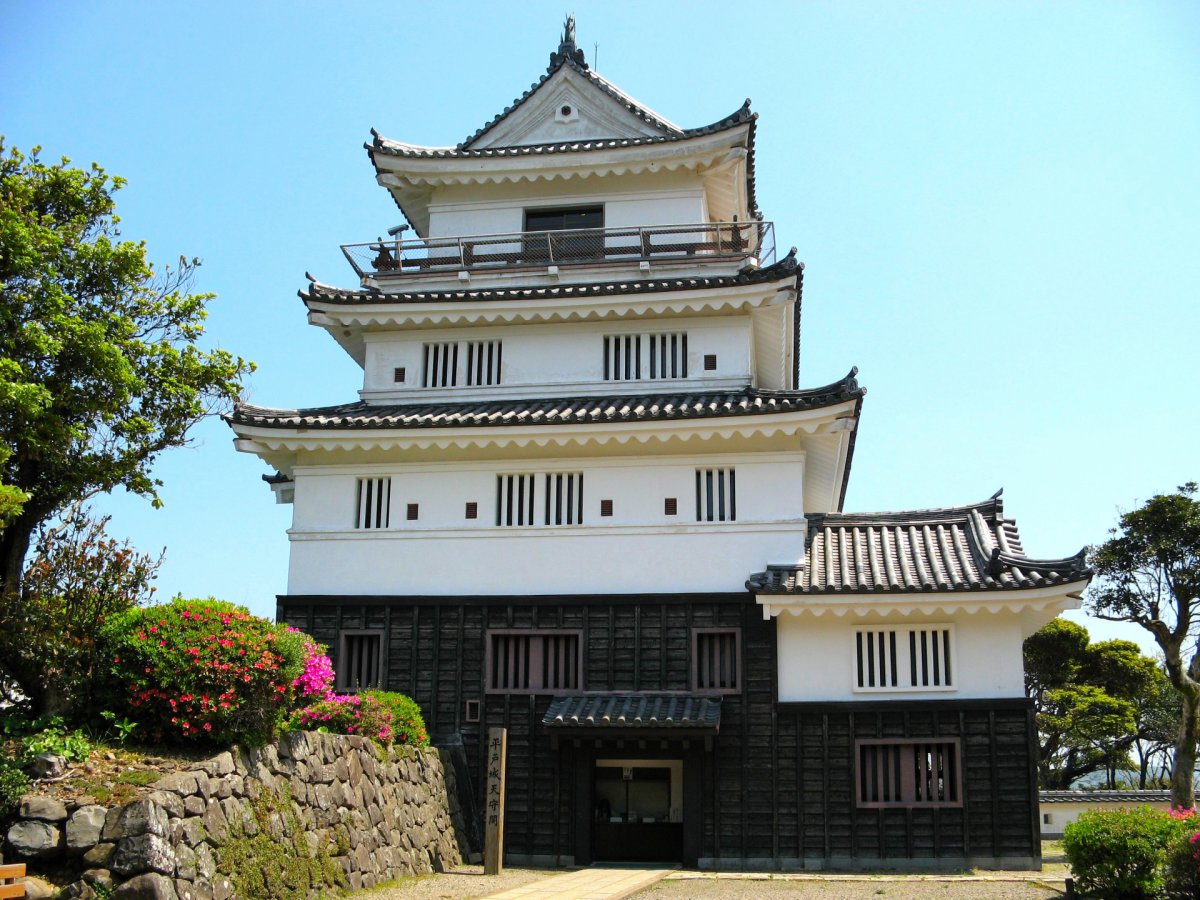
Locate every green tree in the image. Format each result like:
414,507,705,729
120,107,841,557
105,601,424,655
1088,483,1200,808
0,141,251,621
1132,666,1181,788
1024,620,1161,788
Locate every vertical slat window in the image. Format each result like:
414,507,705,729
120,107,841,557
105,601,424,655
337,632,383,691
486,631,582,693
543,472,584,525
423,340,503,387
355,477,391,529
693,629,740,693
604,332,686,381
857,740,960,808
496,474,537,527
855,626,954,691
465,340,502,386
695,467,736,522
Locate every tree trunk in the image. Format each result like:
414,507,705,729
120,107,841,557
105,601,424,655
0,510,37,599
1171,693,1199,809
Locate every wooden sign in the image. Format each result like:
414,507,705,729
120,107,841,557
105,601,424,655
484,726,507,875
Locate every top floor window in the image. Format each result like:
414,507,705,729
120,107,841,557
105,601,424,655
523,206,604,263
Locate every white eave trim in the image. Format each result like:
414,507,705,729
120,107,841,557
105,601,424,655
306,279,795,332
230,400,860,455
371,126,751,187
755,580,1089,621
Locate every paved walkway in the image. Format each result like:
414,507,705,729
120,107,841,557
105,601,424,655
481,866,673,900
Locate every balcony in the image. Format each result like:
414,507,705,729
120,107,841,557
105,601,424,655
341,221,775,281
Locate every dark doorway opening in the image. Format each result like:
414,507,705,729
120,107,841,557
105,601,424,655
591,761,682,863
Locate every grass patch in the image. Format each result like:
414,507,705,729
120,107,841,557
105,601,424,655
339,874,429,896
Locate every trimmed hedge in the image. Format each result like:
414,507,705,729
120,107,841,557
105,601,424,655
1063,806,1200,899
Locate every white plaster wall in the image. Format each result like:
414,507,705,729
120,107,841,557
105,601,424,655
426,179,707,241
292,455,804,531
775,612,1028,701
286,454,805,596
288,526,804,596
1039,799,1171,837
361,318,752,397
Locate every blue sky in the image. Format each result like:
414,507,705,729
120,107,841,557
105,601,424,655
3,2,1197,653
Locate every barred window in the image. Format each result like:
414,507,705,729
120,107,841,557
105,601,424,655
486,631,582,694
604,332,687,381
857,739,961,808
692,629,740,693
422,342,458,388
695,467,736,522
422,340,503,388
855,626,954,691
465,340,502,386
496,472,583,526
337,631,384,691
355,477,391,529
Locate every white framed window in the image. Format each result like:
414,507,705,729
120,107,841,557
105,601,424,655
355,477,391,529
695,467,736,522
496,472,583,527
604,332,687,381
854,625,955,691
422,340,503,388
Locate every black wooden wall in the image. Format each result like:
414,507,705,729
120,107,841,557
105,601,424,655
278,593,1038,866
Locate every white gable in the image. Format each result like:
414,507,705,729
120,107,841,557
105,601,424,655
468,67,676,149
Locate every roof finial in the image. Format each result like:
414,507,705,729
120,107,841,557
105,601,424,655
549,13,587,72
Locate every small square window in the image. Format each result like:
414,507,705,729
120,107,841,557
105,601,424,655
664,497,678,516
464,699,481,723
1043,813,1052,825
703,354,717,371
600,499,613,517
406,503,419,521
465,501,478,520
393,367,406,383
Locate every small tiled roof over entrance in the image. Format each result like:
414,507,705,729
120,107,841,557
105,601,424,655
229,376,863,431
543,693,721,733
747,494,1091,595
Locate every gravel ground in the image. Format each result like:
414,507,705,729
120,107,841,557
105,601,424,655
353,865,558,899
636,875,1065,899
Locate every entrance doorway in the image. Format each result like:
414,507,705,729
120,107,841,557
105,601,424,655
591,759,683,863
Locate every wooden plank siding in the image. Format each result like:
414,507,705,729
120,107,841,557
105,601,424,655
278,594,1038,867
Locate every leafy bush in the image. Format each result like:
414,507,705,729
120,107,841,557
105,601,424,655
1164,809,1200,899
101,597,305,745
0,509,161,718
283,691,428,748
282,693,395,742
0,756,30,819
1063,806,1184,899
19,715,92,762
363,691,429,748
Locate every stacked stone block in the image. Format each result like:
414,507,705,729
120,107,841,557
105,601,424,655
3,734,466,899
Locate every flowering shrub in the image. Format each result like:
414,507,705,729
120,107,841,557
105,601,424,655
362,690,429,747
101,598,306,745
1063,805,1196,899
290,630,334,701
1164,808,1200,899
284,693,395,742
283,690,428,748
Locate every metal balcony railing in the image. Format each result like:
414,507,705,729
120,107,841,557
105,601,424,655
341,221,775,280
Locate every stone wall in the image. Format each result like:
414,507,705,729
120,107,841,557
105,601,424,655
4,733,467,899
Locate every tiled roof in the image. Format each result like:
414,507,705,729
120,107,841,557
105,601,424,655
228,374,864,432
747,494,1091,596
543,693,721,732
302,251,800,306
368,103,754,160
1040,791,1172,804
